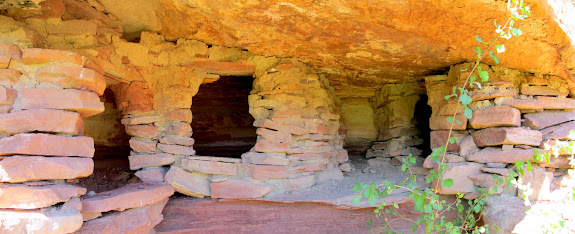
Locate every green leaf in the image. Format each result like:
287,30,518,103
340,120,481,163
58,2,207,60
446,117,454,123
475,35,483,43
479,70,489,82
353,196,361,204
491,54,500,64
449,137,455,144
496,44,505,53
460,93,472,106
464,107,473,119
511,28,522,36
367,219,373,230
474,81,482,89
441,179,454,188
454,118,462,125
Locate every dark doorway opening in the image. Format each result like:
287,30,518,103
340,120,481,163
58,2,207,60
78,89,133,192
191,76,257,157
414,95,433,157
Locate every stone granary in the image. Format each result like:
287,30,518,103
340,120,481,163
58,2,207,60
0,0,574,233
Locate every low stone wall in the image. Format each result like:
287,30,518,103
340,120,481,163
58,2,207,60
424,63,572,201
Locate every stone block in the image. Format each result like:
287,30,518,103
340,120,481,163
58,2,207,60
458,135,479,157
256,128,292,144
77,198,168,234
0,109,84,136
253,119,307,135
0,42,22,60
135,167,168,183
526,76,549,86
0,86,16,105
164,166,211,198
129,153,175,170
21,48,85,65
0,55,8,68
129,137,157,153
241,152,289,166
429,114,467,130
183,158,238,176
288,152,331,161
125,125,160,139
121,115,161,125
523,110,575,130
469,173,503,192
378,127,419,141
159,136,195,146
423,153,465,169
0,208,82,233
110,81,154,115
430,130,466,152
211,180,273,199
469,88,517,101
434,162,484,195
472,127,542,147
521,85,568,97
541,121,575,140
287,174,317,190
289,159,329,173
242,164,288,180
0,156,93,183
481,167,512,176
36,63,105,95
165,122,192,136
469,105,521,129
46,19,97,35
191,61,255,76
501,98,544,110
81,183,174,213
465,147,542,164
0,68,21,86
20,88,104,118
0,183,86,209
535,96,575,109
0,133,94,157
164,108,193,122
335,149,349,163
254,139,290,153
188,156,241,163
158,143,196,155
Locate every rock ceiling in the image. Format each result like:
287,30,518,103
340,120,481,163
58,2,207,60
8,0,575,97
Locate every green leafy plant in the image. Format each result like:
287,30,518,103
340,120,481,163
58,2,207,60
354,0,534,233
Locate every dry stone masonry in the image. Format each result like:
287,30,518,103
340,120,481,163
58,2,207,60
424,63,574,203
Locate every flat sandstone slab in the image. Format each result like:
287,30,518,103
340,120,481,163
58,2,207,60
0,183,86,209
36,63,106,95
0,109,83,136
523,110,575,130
20,88,104,118
465,147,542,164
211,180,273,199
0,208,83,233
0,133,94,157
0,156,93,183
472,127,542,147
469,106,521,129
81,183,174,213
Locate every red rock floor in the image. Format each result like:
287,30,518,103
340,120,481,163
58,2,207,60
155,196,422,233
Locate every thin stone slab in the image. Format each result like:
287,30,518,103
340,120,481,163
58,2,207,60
121,115,161,125
188,155,241,163
472,127,542,147
540,121,575,140
35,63,106,95
535,96,575,109
0,207,83,233
159,136,195,146
434,162,484,195
501,98,544,110
157,143,196,155
429,114,467,130
164,166,211,198
81,183,174,213
0,184,86,209
135,167,168,183
0,109,84,136
241,152,289,166
523,110,575,130
465,147,543,164
469,106,521,129
128,153,175,170
182,158,238,176
211,180,273,199
20,88,104,118
0,156,94,183
0,133,94,157
242,164,288,180
521,86,568,97
77,198,168,234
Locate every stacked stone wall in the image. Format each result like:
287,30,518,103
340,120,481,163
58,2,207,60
424,62,573,201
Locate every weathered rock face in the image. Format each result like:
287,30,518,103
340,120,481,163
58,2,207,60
93,0,575,98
